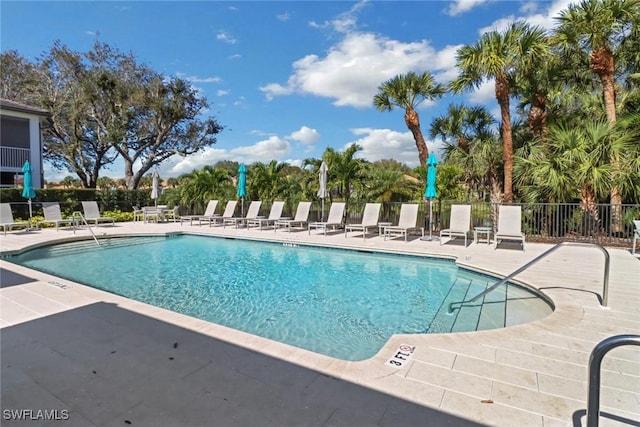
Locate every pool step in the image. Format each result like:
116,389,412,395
40,236,164,257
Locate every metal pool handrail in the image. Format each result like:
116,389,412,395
448,242,610,313
72,211,100,246
587,335,640,427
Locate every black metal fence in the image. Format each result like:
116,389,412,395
5,199,639,246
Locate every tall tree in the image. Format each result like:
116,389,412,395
554,0,640,126
451,21,548,203
322,144,366,212
114,75,224,189
430,103,495,196
37,41,120,188
373,71,445,167
2,41,224,189
250,160,289,201
553,0,640,227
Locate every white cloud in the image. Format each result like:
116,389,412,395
276,11,290,22
186,76,222,84
446,0,490,16
216,90,229,96
481,0,576,33
342,128,444,168
468,79,495,104
261,32,447,108
216,31,237,44
287,126,320,145
168,136,292,174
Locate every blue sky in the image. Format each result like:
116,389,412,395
1,0,574,181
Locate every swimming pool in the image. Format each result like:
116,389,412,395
7,235,552,360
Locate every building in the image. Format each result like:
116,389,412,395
0,98,50,188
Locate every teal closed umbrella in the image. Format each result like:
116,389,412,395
21,161,36,230
423,153,438,240
237,163,247,216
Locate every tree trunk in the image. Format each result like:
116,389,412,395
495,74,513,203
528,92,547,141
404,108,428,167
592,47,623,232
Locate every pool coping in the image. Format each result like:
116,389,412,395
1,222,638,426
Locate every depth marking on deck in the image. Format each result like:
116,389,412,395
47,281,71,290
385,344,415,368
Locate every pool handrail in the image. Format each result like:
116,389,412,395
448,242,610,313
586,334,640,427
72,211,100,246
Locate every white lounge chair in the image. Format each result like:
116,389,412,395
632,220,640,255
81,201,114,226
344,203,381,240
384,204,424,242
439,204,471,246
494,205,525,251
207,200,238,227
0,203,30,235
247,201,285,230
274,201,311,233
38,202,74,231
308,202,345,236
182,200,218,226
224,201,262,229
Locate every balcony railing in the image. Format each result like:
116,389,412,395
0,146,30,169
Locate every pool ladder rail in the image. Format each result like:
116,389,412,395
448,242,610,314
71,211,100,246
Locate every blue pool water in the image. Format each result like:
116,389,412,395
7,235,551,360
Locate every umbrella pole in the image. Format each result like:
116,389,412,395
28,199,33,231
429,200,433,239
321,199,324,222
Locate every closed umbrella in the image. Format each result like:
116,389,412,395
151,170,162,207
21,161,36,230
237,163,247,216
422,152,438,240
317,161,328,221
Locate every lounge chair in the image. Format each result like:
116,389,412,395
308,202,346,236
344,203,381,240
439,204,471,246
384,204,424,242
81,201,114,226
224,201,262,229
274,201,311,233
494,205,525,251
182,200,218,226
38,202,74,231
0,203,30,235
207,200,238,227
246,201,285,230
632,220,640,255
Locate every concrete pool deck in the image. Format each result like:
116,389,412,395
0,221,638,426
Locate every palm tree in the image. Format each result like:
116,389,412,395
179,166,231,213
362,164,417,202
373,71,445,167
553,0,640,126
250,160,289,201
430,103,495,195
514,120,636,234
451,21,548,203
323,144,366,214
553,0,640,228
